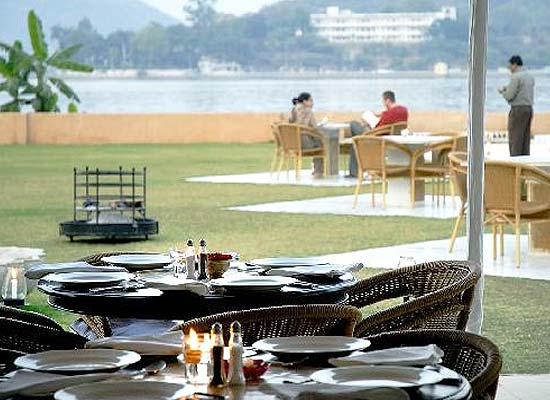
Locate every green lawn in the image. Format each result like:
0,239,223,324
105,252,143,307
0,143,548,374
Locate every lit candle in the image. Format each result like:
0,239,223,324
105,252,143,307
185,328,202,364
10,267,18,299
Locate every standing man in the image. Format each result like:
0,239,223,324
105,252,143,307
498,55,535,156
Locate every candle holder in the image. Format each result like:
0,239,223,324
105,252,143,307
184,329,212,384
1,264,27,307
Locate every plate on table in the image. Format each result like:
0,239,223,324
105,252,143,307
248,257,329,269
42,272,134,287
54,381,186,400
210,275,297,291
101,254,172,270
15,349,141,373
253,336,370,360
310,365,443,388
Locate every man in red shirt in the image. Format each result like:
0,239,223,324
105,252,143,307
348,91,409,177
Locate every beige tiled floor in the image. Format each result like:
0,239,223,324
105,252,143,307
497,375,550,400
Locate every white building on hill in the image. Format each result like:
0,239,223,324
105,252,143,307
310,6,457,44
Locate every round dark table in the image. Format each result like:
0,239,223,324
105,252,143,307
37,272,356,320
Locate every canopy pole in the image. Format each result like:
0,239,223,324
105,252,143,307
466,0,488,333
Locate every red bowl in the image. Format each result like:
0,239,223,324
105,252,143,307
223,359,269,381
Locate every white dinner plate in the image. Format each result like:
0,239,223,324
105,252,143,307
54,381,187,400
310,365,443,388
210,275,297,291
43,272,134,287
253,336,370,358
15,349,141,373
249,257,329,268
101,254,172,270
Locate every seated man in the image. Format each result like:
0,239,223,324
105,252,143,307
348,90,409,177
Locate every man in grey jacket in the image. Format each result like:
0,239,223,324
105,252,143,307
498,55,535,156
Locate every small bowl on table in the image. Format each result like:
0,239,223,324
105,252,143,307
206,253,232,279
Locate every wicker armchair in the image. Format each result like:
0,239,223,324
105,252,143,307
276,123,328,180
0,305,64,331
0,317,87,354
352,136,412,208
269,122,283,175
366,329,502,400
74,251,157,339
409,133,467,206
347,260,479,338
0,348,26,373
172,305,362,346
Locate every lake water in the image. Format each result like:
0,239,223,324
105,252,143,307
7,74,550,113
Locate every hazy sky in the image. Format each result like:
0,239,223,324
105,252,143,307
141,0,283,21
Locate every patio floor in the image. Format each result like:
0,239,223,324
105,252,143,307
498,374,550,400
187,170,358,187
228,193,459,219
317,234,550,281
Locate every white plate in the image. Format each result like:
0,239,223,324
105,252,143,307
54,381,186,400
43,272,134,287
253,336,370,357
101,254,171,270
15,349,141,373
311,365,443,388
210,275,297,291
249,257,328,268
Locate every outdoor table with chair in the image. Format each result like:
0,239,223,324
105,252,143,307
0,253,502,400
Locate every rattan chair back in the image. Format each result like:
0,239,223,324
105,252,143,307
448,152,468,204
366,329,502,400
277,123,302,153
353,136,386,173
173,305,362,346
0,305,64,331
485,162,519,214
347,260,479,337
0,317,87,354
390,122,408,135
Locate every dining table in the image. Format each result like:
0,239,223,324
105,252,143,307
317,122,351,176
145,358,472,400
36,266,357,321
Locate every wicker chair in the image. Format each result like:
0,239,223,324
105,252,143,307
409,133,467,206
0,305,64,331
74,251,158,339
0,317,87,354
448,152,468,253
269,122,283,175
276,123,328,180
172,305,362,346
346,260,479,338
448,154,550,266
352,136,412,208
366,329,502,400
0,348,26,373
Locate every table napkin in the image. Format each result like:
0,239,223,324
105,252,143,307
86,331,183,356
265,263,363,278
25,262,128,280
266,383,410,400
329,345,444,367
0,370,119,398
141,275,209,295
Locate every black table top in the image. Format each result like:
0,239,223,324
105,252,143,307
37,270,357,320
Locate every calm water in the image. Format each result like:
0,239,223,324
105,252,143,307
8,74,550,113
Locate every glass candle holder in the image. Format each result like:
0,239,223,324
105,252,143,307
184,329,212,384
1,264,27,306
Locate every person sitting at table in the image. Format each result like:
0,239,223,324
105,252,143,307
348,90,409,177
289,92,324,176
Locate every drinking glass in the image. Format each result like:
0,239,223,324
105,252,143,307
397,256,416,268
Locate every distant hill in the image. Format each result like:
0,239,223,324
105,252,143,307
0,0,179,44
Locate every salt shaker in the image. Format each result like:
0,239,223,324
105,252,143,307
227,321,246,386
185,239,196,279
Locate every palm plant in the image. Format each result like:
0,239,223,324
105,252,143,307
0,10,93,112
